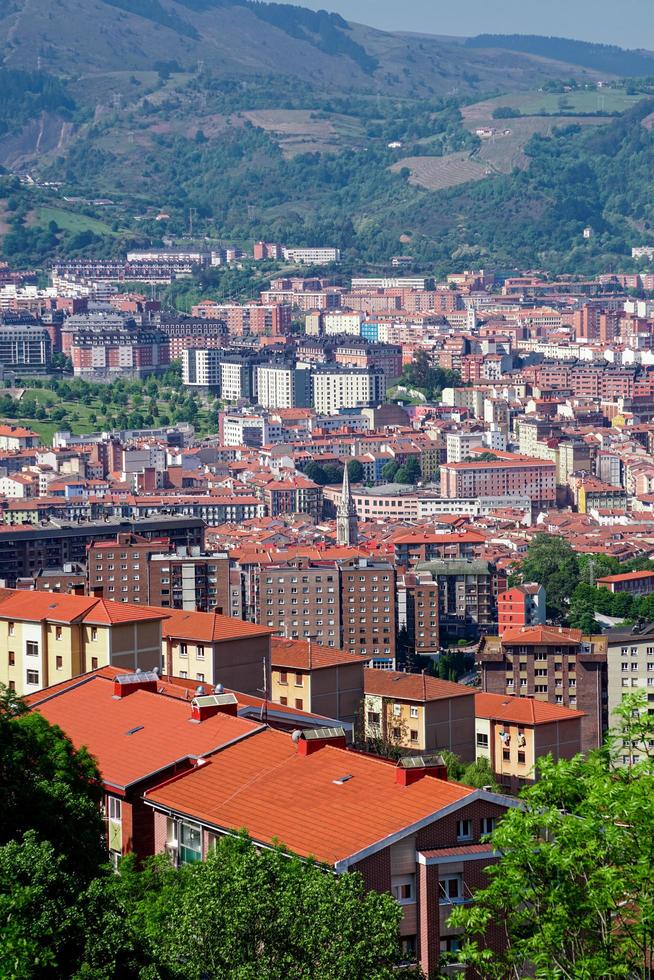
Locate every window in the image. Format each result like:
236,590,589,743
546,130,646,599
439,874,463,903
456,819,472,841
179,822,202,864
26,669,39,686
367,711,380,727
179,643,188,658
391,874,415,905
55,626,63,641
481,817,496,835
91,657,98,670
410,729,419,742
25,641,38,657
503,748,510,761
295,698,303,710
517,751,526,764
476,732,489,747
56,655,63,670
400,936,416,960
108,796,121,822
8,651,14,667
410,705,419,718
440,936,462,954
393,703,402,717
295,673,303,687
91,627,98,641
196,645,205,660
196,673,205,683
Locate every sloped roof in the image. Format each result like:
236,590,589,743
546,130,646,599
475,692,585,725
364,668,473,703
272,637,367,671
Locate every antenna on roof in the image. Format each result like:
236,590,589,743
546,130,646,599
257,656,269,727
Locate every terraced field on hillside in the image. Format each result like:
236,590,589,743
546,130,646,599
390,151,489,191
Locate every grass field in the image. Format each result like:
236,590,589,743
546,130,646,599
34,207,116,236
390,152,489,190
462,86,644,126
6,386,216,446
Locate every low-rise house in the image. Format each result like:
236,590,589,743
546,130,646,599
270,636,366,724
475,691,585,794
363,668,475,759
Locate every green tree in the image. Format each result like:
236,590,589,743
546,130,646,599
381,460,400,482
520,533,580,622
347,459,364,483
122,834,404,979
0,685,106,884
449,692,654,979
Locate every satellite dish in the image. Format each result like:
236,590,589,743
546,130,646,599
214,683,224,694
136,667,143,674
152,666,161,677
196,685,205,696
291,729,303,743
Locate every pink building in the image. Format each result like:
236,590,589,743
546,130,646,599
440,454,556,509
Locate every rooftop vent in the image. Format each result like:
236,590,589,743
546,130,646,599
396,753,447,786
191,692,238,722
113,671,159,698
296,726,347,756
333,774,353,785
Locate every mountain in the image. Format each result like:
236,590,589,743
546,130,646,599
466,35,654,78
0,0,609,100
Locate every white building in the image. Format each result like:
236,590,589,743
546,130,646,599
351,277,429,291
311,368,385,415
254,364,311,410
323,312,363,336
446,431,485,464
282,247,341,265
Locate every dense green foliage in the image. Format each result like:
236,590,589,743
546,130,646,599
0,685,106,885
466,34,654,77
448,693,654,978
517,534,654,629
402,349,462,400
0,686,407,978
0,69,75,137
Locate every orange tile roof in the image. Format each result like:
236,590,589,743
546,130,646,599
30,673,263,791
160,608,274,643
475,692,585,725
596,570,654,584
500,625,583,646
145,727,477,866
0,590,166,625
272,637,367,671
364,668,473,703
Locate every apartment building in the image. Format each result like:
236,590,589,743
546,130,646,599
0,323,52,373
340,559,397,668
144,724,514,977
282,247,340,264
364,668,475,759
605,623,654,759
393,530,487,568
0,589,165,696
311,366,386,414
478,626,608,752
414,559,504,640
190,303,291,337
397,572,441,656
0,516,205,588
262,477,323,523
87,533,230,612
255,559,342,647
440,455,556,510
475,692,585,794
445,431,484,463
596,570,654,596
161,608,272,694
270,636,366,723
497,584,546,636
254,363,311,409
351,277,430,290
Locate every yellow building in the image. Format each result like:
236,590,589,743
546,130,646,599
0,590,165,697
270,637,366,725
363,668,475,760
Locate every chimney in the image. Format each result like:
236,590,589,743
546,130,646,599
191,692,238,722
294,727,347,755
113,671,159,698
395,754,448,786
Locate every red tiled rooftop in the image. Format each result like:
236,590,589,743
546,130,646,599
30,674,264,791
160,608,274,643
0,590,166,625
364,668,473,702
272,637,367,670
475,692,585,725
145,726,477,867
501,625,582,646
596,570,654,584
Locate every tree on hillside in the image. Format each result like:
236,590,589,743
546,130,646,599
520,534,580,622
0,684,106,884
448,693,654,979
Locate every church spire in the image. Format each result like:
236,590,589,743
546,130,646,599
336,463,359,547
